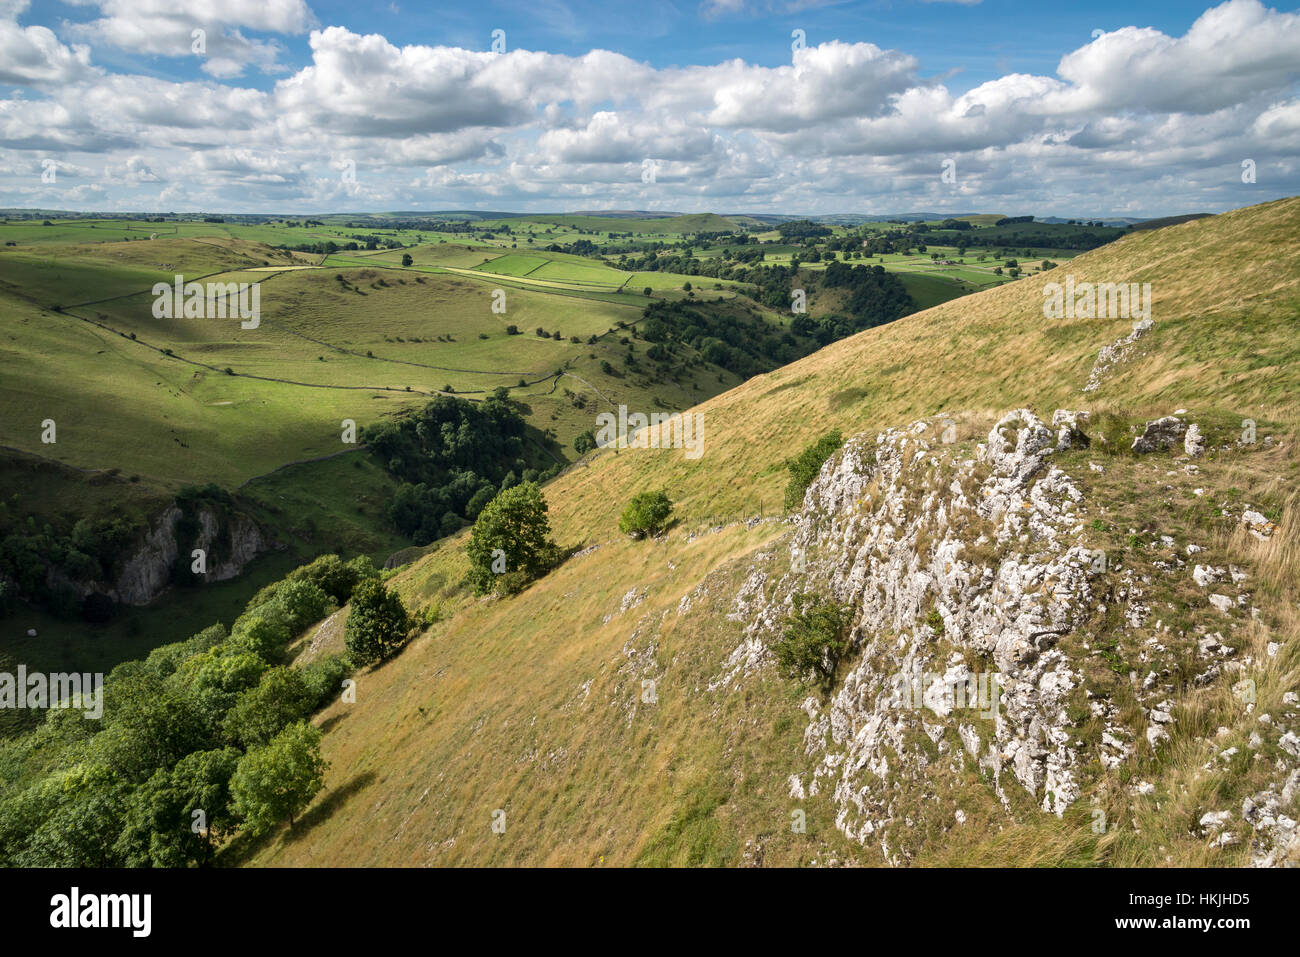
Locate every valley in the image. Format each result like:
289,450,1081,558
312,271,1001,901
1,197,1296,870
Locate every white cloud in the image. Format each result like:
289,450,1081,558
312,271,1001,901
1,0,1297,214
64,0,315,77
0,13,95,86
1053,0,1300,114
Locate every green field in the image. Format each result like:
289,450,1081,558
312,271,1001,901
471,253,549,276
0,208,1106,674
0,212,1106,495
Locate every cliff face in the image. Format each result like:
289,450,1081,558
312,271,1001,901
67,503,273,607
718,410,1095,858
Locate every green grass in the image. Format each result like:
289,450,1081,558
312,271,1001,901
0,235,762,486
472,253,550,277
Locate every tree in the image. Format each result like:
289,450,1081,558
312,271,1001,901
230,722,326,835
618,490,674,539
643,287,652,296
573,430,597,455
94,675,206,782
465,482,556,595
172,649,267,740
301,654,350,711
17,764,132,867
287,553,367,604
227,613,291,662
344,578,412,667
117,748,240,867
273,579,332,634
466,485,495,519
401,253,413,266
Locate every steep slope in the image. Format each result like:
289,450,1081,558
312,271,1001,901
243,197,1300,867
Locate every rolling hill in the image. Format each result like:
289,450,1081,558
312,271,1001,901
235,196,1300,868
0,216,926,678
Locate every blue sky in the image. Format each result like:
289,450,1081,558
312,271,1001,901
1,0,1297,215
23,0,1237,91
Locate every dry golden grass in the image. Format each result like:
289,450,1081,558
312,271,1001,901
240,197,1300,867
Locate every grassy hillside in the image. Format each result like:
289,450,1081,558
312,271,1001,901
242,196,1300,867
0,237,746,487
1,216,920,677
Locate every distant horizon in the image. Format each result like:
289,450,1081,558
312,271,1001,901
0,206,1222,223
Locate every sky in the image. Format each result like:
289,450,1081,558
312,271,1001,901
0,0,1296,217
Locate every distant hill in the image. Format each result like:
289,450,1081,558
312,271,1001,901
1127,213,1213,231
521,212,741,234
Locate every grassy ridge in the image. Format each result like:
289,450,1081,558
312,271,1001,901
245,196,1300,867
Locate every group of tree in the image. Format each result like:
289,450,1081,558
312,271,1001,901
464,483,677,598
0,552,411,866
363,393,558,546
795,261,915,340
0,482,247,624
776,219,833,240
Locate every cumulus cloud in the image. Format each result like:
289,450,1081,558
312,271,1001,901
64,0,315,77
1053,0,1300,114
0,3,95,86
273,28,538,136
0,0,1297,214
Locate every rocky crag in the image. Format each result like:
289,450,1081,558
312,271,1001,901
720,407,1297,866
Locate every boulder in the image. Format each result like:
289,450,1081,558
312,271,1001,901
1132,416,1186,453
984,409,1056,483
1051,409,1090,451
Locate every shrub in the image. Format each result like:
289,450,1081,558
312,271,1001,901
783,429,843,511
273,579,333,634
286,554,364,604
143,623,226,677
618,490,674,539
773,593,852,689
227,613,291,662
1092,411,1133,456
301,654,351,711
343,554,380,585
